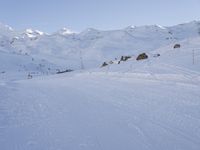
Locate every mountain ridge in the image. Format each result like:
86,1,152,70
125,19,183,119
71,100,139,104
0,20,200,80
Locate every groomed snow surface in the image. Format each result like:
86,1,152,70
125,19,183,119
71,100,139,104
1,57,200,150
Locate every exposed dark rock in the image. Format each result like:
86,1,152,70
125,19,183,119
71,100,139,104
27,74,32,79
101,62,108,67
120,56,132,61
136,53,148,61
153,54,160,57
56,69,73,74
174,44,181,49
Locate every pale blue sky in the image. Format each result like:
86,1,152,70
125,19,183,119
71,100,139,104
0,0,200,32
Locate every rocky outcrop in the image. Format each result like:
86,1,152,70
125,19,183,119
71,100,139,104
174,44,181,49
136,53,148,60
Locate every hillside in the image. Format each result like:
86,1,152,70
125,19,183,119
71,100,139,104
0,21,200,150
0,21,200,80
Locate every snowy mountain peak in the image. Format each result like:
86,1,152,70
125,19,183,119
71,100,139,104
57,28,75,35
25,28,34,34
154,24,166,29
125,25,136,30
175,20,200,28
129,25,136,29
125,24,167,33
79,28,100,36
0,23,14,31
23,28,44,38
82,28,100,33
35,30,45,35
25,29,44,35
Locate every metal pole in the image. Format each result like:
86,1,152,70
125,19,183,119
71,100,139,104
193,49,195,65
80,51,84,70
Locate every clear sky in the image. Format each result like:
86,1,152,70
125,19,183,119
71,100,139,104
0,0,200,33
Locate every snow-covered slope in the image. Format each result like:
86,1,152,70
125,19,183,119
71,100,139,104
1,21,200,74
1,21,200,150
1,63,200,150
102,36,200,73
0,50,63,81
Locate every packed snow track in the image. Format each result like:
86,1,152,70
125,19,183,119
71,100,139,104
0,71,200,150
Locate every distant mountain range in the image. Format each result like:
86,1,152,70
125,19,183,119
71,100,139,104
0,21,200,80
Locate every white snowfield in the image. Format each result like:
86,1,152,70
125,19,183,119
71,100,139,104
0,21,200,150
